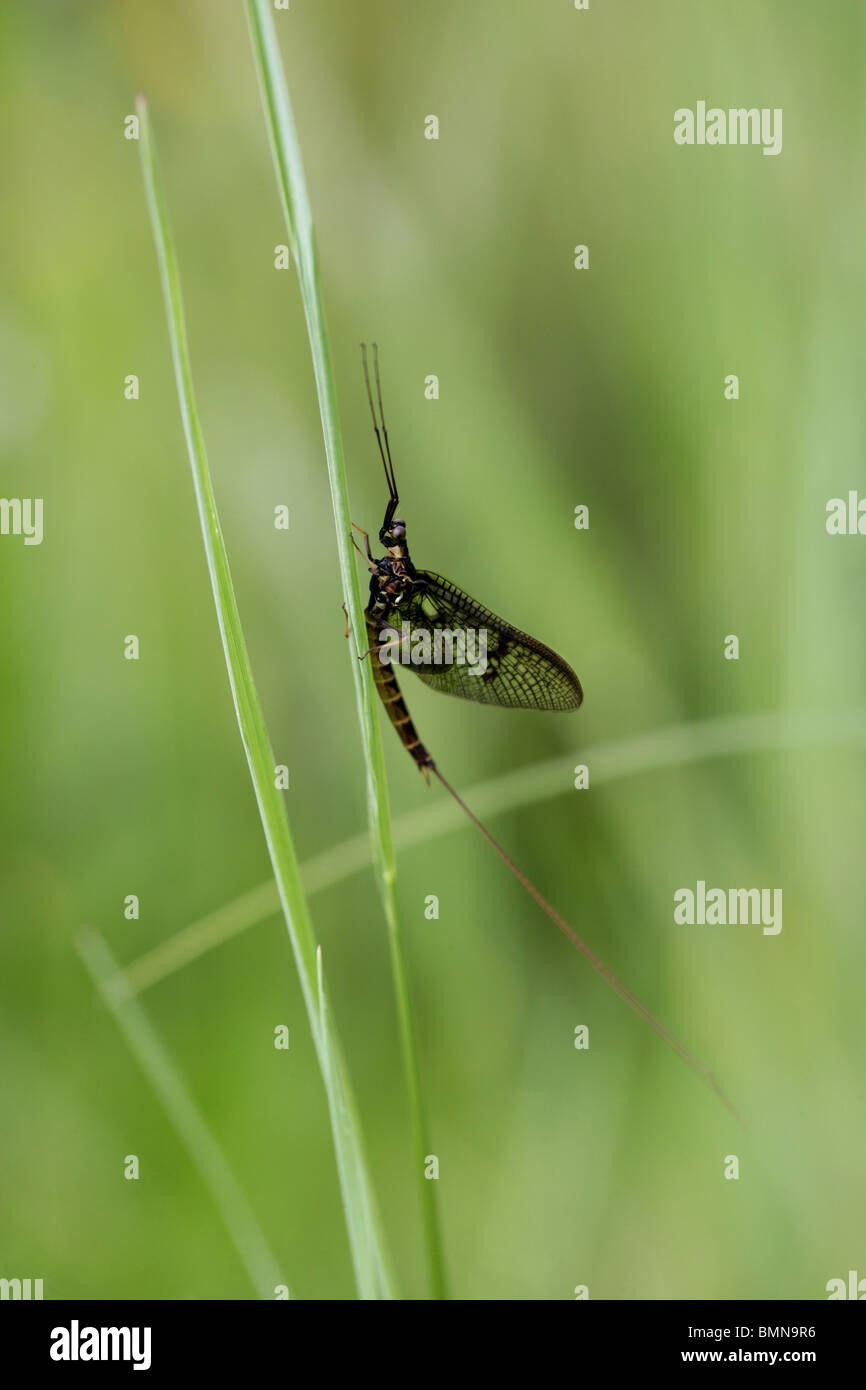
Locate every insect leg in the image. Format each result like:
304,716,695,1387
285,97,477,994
351,532,377,571
351,521,375,562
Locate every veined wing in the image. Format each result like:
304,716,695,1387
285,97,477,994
374,569,582,712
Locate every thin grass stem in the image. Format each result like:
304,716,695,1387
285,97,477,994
244,0,447,1298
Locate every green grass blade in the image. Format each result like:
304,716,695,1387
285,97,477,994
244,0,448,1299
76,927,286,1299
136,93,394,1300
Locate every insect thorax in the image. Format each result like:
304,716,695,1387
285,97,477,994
368,550,417,619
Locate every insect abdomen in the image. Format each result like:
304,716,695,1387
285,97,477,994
366,616,435,774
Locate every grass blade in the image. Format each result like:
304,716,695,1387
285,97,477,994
244,0,448,1298
136,92,393,1299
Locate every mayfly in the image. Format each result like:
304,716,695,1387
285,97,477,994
351,344,741,1125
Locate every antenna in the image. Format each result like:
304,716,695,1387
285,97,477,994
360,342,398,504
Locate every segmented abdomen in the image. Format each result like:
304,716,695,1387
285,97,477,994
366,615,435,772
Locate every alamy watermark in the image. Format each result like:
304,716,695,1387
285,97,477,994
674,880,783,935
50,1321,151,1371
0,1276,43,1299
378,622,489,677
674,103,783,157
0,497,43,545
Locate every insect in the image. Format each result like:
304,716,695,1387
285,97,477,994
353,344,582,781
350,344,742,1127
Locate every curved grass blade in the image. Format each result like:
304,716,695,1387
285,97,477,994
136,93,393,1300
77,927,286,1299
117,707,866,993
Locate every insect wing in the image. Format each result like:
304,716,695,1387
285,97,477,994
395,570,582,711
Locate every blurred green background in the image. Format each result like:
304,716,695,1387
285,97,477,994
1,0,865,1300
